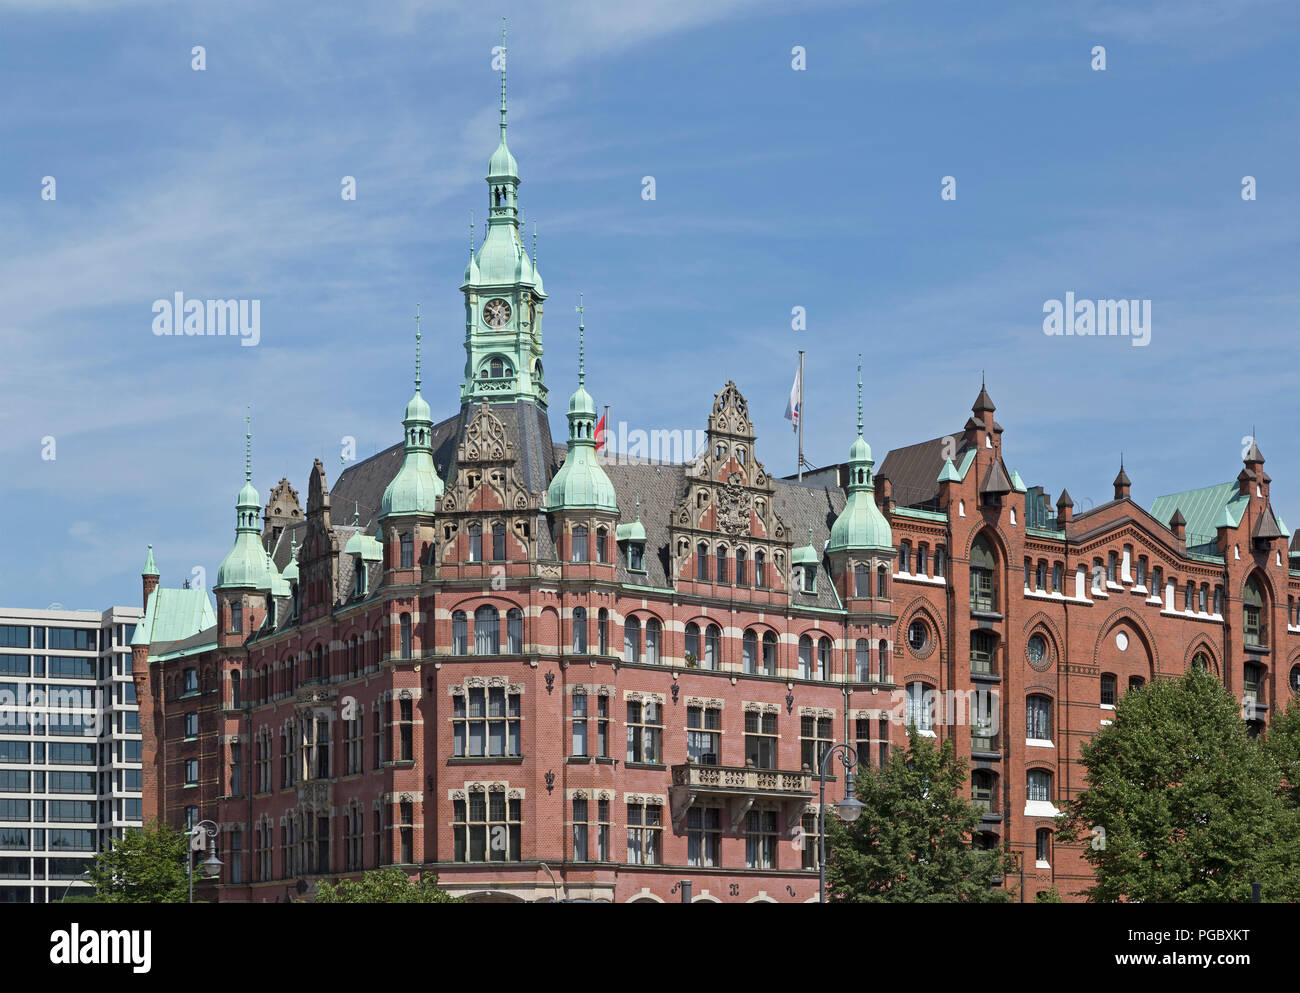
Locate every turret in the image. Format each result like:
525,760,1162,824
1113,457,1131,501
142,544,159,607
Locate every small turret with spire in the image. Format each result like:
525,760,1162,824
1113,454,1131,501
380,304,445,521
547,295,617,516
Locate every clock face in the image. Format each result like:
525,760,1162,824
483,298,512,328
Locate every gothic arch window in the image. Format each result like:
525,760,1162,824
399,613,412,660
475,605,501,655
468,523,483,563
970,534,996,612
492,522,506,561
716,545,728,584
696,542,709,581
1243,575,1266,646
624,616,641,664
704,625,721,670
573,606,588,654
596,527,608,564
507,609,523,653
876,564,888,598
743,629,758,673
816,637,832,681
855,638,870,681
877,641,889,682
735,548,748,586
761,631,777,675
798,635,813,680
597,608,608,655
755,551,766,588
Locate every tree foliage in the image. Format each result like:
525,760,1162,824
88,820,190,903
825,728,1016,902
1056,666,1300,902
312,869,463,903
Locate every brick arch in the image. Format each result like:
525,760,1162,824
961,523,1012,564
1021,611,1065,666
895,596,946,661
1091,606,1161,675
1240,566,1277,604
1182,638,1221,676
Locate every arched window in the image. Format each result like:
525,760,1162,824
1035,561,1046,591
716,546,729,584
474,605,500,655
624,616,641,663
1036,829,1052,867
490,357,504,378
1100,673,1116,706
877,640,889,681
685,623,701,665
817,637,831,681
1027,769,1052,804
452,611,467,655
877,564,888,598
572,607,588,654
596,527,608,564
1026,695,1052,741
704,625,721,670
755,551,766,588
798,635,813,680
468,523,482,563
507,609,523,653
1128,675,1145,693
492,522,506,561
1243,576,1265,646
597,609,608,655
855,639,870,681
697,542,709,581
899,541,912,574
399,613,412,660
761,631,777,675
854,564,869,597
971,769,995,814
935,547,946,578
971,631,996,675
742,630,757,673
230,670,241,709
970,535,996,611
917,544,928,576
905,681,933,732
645,619,661,664
734,548,747,586
1290,664,1300,695
572,525,589,563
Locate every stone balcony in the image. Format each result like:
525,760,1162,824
669,761,814,831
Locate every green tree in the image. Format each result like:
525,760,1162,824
1033,886,1063,903
825,728,1016,902
1057,666,1300,902
312,869,463,903
1264,690,1300,810
89,820,190,903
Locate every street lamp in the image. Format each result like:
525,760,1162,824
817,741,862,904
187,820,221,904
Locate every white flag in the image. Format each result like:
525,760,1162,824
784,364,801,432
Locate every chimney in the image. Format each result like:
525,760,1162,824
876,474,894,513
1237,467,1254,498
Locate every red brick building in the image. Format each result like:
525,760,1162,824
133,65,1300,904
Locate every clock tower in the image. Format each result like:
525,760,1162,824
460,22,548,409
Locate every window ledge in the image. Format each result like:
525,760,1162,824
1100,719,1113,727
1035,860,1051,870
446,756,524,766
1100,703,1115,711
1026,738,1054,749
1024,801,1059,818
624,761,666,772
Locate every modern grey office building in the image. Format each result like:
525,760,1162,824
0,606,144,902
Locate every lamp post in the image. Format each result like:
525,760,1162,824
187,820,222,904
817,742,864,904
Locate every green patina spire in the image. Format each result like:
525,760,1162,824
381,307,444,519
829,358,892,553
217,408,276,590
142,544,159,577
548,298,616,512
616,493,645,542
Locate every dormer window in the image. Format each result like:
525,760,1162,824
801,564,816,594
627,542,645,572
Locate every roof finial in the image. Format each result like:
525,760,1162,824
533,221,538,266
353,500,360,526
499,16,508,137
575,292,585,387
414,302,423,393
469,211,474,257
289,532,297,560
244,406,252,484
856,353,863,438
635,493,641,521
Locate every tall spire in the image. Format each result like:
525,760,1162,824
414,302,423,393
856,353,863,438
499,16,508,139
576,292,586,388
244,405,252,484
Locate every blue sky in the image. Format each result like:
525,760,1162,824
1,0,1296,609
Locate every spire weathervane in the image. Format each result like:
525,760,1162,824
499,17,508,137
576,293,585,387
856,353,863,438
414,303,423,393
244,406,252,484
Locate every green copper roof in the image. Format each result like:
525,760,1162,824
1150,481,1247,551
829,358,893,554
381,309,445,519
142,544,158,577
282,535,300,583
548,302,617,512
1010,469,1027,493
216,411,276,591
131,586,217,650
792,525,821,567
617,496,646,542
937,458,960,483
344,528,383,562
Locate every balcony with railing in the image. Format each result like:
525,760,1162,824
669,760,814,832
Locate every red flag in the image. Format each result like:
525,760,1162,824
595,413,607,451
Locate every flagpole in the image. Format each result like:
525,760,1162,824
798,349,805,481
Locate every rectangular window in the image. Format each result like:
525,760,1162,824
626,802,662,865
626,701,662,765
185,759,199,785
800,715,833,774
400,533,414,568
572,797,588,861
686,705,721,766
686,806,721,867
452,688,522,758
571,693,588,757
745,711,778,770
453,788,521,862
0,627,30,650
745,809,778,869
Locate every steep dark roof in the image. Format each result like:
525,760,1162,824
980,460,1013,497
876,433,965,509
1056,488,1074,508
973,385,996,413
1253,506,1286,541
